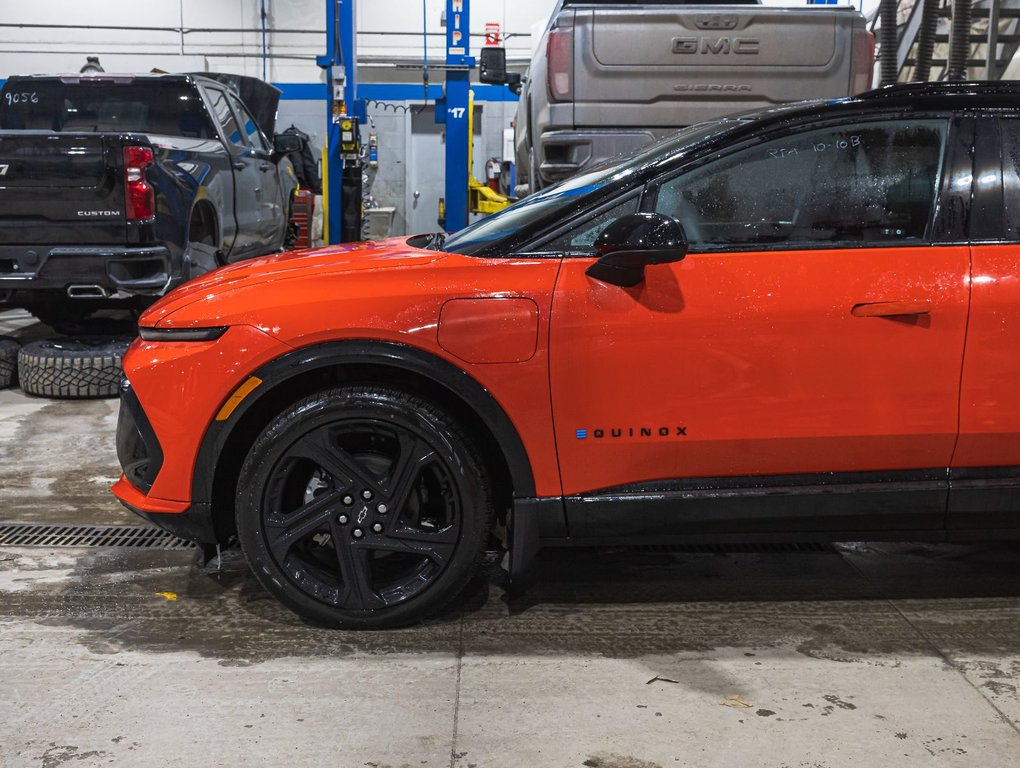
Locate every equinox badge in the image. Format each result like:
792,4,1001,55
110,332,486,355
576,426,688,439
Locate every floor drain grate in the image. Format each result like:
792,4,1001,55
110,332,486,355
0,523,196,550
635,542,835,554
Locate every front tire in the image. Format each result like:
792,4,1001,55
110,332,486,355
235,386,492,629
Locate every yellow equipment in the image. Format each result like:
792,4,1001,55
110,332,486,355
467,89,512,216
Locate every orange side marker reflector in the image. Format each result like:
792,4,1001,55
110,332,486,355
215,376,263,421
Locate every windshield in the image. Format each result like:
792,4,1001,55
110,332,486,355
0,80,214,138
441,119,736,255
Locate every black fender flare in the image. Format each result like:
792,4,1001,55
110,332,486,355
190,339,538,507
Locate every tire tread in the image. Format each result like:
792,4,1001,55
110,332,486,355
0,337,19,390
17,337,131,399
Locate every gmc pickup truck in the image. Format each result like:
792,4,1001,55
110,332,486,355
0,73,298,330
513,0,874,194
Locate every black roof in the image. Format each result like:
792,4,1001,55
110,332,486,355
710,80,1020,146
856,80,1020,102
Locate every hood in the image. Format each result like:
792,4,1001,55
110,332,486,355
143,237,444,327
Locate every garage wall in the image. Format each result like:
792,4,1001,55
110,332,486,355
0,0,873,236
0,0,554,80
0,0,544,236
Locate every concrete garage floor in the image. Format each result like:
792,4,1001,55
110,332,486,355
1,310,1020,767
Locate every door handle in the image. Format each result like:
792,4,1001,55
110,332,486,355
851,300,932,318
232,161,245,170
259,162,272,171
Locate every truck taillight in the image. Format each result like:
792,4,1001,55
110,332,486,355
123,145,155,221
547,26,573,102
852,30,876,95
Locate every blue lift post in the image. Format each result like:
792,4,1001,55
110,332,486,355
437,0,473,232
317,0,363,244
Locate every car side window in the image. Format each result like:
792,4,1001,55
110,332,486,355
206,88,246,150
536,195,640,255
228,93,271,153
653,119,948,251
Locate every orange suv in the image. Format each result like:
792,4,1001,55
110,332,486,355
114,83,1020,628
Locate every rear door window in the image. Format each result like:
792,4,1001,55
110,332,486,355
227,93,270,153
205,87,247,150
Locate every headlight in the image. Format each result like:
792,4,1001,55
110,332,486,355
137,326,228,342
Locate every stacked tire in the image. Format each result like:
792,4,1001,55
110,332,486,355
0,337,18,390
17,337,131,399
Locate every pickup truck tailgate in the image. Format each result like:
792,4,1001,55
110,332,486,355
0,134,108,188
591,9,836,67
0,133,127,245
574,7,857,128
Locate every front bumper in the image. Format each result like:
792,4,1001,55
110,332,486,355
112,380,218,542
0,244,175,299
110,325,294,544
112,477,217,543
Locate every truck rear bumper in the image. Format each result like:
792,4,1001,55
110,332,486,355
536,128,667,186
0,244,175,300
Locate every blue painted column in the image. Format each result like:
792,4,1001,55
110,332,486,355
317,0,362,244
443,0,473,232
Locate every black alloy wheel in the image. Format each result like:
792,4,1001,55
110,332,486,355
236,386,492,629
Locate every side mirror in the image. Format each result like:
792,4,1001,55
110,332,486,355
479,47,523,94
585,212,688,288
273,132,303,157
479,47,508,84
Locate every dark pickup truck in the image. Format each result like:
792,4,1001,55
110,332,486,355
0,73,299,329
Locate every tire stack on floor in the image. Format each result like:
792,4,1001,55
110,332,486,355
0,337,18,390
17,338,131,398
0,326,132,400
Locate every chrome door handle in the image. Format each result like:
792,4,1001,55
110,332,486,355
851,300,932,318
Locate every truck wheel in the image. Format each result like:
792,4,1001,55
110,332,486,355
18,336,132,399
235,386,493,629
184,241,220,281
0,337,18,389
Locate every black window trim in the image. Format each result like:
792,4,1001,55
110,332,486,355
931,114,975,246
970,114,1005,244
641,112,959,254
